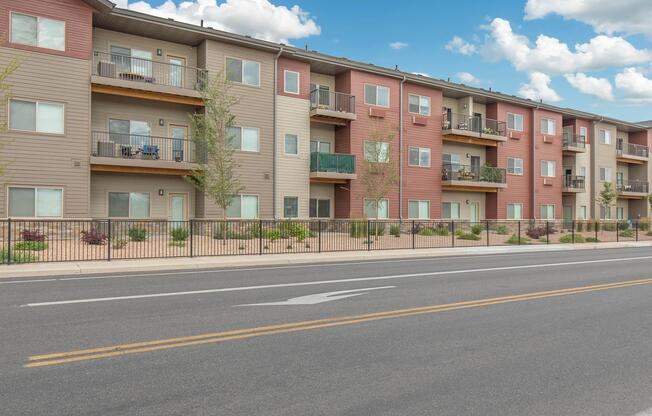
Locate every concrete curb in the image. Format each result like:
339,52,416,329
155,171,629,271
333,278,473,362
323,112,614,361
2,241,652,279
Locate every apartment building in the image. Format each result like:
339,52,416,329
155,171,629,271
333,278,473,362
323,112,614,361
1,0,651,222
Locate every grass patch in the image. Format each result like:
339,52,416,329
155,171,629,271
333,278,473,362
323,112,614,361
493,225,509,235
505,234,530,245
13,241,48,251
559,234,585,243
619,229,635,238
586,237,600,243
456,232,482,241
0,248,37,264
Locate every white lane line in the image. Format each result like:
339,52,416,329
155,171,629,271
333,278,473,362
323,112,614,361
20,255,652,307
633,407,652,416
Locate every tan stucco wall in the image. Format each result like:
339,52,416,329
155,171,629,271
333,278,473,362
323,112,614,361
441,191,486,220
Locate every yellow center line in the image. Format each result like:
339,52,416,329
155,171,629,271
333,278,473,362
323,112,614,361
24,277,652,368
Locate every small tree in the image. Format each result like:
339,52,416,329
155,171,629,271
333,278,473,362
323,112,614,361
647,193,652,212
186,72,243,225
597,182,617,220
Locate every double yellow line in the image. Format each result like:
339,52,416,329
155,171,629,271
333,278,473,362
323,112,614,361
25,277,652,368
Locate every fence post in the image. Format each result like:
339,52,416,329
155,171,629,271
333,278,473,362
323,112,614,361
518,220,521,245
189,219,194,257
259,220,263,255
412,220,415,250
367,219,371,251
636,220,639,242
7,218,11,265
546,221,550,244
595,221,598,241
107,218,111,262
318,220,322,253
486,220,490,246
451,220,455,248
616,221,619,242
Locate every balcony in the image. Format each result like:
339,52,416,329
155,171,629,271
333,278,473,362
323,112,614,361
616,180,649,198
441,163,507,192
90,131,200,175
442,112,507,146
91,51,207,106
309,89,356,126
562,175,586,193
562,133,587,153
310,152,356,183
616,142,649,164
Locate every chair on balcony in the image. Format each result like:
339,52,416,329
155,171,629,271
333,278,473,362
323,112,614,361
142,144,160,160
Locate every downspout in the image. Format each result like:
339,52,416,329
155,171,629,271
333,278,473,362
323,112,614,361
532,105,539,219
273,46,283,219
399,75,406,220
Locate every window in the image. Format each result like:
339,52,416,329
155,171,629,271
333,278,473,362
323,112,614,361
579,166,587,177
540,160,556,177
599,167,612,182
109,119,151,146
226,195,258,218
310,140,331,153
284,70,299,94
507,203,523,220
284,134,298,155
507,113,523,131
443,153,461,170
540,118,556,135
8,187,62,217
579,206,587,220
364,141,390,162
283,196,298,218
408,94,430,116
442,202,460,219
408,147,431,167
364,84,390,107
225,57,260,86
540,204,555,220
507,158,524,175
11,13,65,51
9,99,64,134
600,206,611,220
108,192,150,218
364,199,388,219
617,207,624,220
580,127,588,141
408,200,430,219
227,126,260,152
599,129,611,145
309,198,330,218
110,46,152,76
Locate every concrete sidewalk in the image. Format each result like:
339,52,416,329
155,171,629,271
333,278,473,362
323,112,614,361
2,241,652,279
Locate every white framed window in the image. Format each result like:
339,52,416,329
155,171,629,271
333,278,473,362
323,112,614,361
579,205,587,220
10,12,65,51
507,203,523,220
408,200,430,219
580,126,588,141
9,99,64,134
540,204,555,220
364,84,390,107
108,118,151,146
284,70,299,94
600,206,611,220
443,153,461,170
442,202,460,219
617,207,624,220
599,129,611,145
507,158,524,175
8,186,63,218
225,57,260,87
110,46,153,76
540,118,556,135
408,94,430,116
227,126,260,152
226,195,259,219
364,198,389,219
108,192,150,218
309,198,330,218
579,166,587,177
507,113,523,131
284,134,298,155
408,147,431,167
364,140,390,163
599,167,612,182
283,196,298,218
540,160,556,177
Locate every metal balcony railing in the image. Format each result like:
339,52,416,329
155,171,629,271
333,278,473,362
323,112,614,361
442,112,507,137
441,163,506,184
564,175,585,189
617,141,649,158
91,131,198,163
310,152,356,174
563,133,586,149
310,89,355,114
92,51,208,90
616,180,649,193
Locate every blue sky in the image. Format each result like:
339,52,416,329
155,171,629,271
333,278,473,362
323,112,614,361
119,0,652,122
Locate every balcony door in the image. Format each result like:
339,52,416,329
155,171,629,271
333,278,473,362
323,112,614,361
111,46,152,78
168,56,185,88
169,193,188,223
469,202,480,223
310,83,330,107
170,124,188,162
310,140,331,154
109,119,151,148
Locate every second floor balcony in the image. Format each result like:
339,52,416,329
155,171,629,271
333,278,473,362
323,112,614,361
310,152,357,182
562,175,586,193
616,179,649,197
562,133,587,153
616,141,649,164
309,89,357,126
441,163,507,192
442,112,507,146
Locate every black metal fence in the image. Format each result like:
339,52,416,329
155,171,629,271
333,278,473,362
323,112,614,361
1,219,649,264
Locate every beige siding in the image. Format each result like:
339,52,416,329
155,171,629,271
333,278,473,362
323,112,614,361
442,192,486,220
309,183,334,218
91,173,195,219
310,124,335,148
575,143,591,218
592,121,617,217
442,143,486,164
0,47,91,218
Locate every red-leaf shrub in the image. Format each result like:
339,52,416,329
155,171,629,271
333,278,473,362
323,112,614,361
20,229,47,242
80,228,108,245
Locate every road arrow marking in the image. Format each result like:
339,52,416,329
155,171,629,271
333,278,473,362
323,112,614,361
236,286,396,306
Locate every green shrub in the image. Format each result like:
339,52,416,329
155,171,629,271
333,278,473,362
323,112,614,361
112,238,128,249
170,227,189,242
349,220,367,238
13,241,48,251
587,221,594,231
434,227,450,236
390,224,401,237
575,221,584,232
559,234,585,243
619,229,634,238
471,224,484,235
266,230,282,241
128,226,147,242
505,234,529,245
586,237,600,243
494,225,509,235
369,222,386,237
617,220,630,231
277,222,311,240
169,240,186,247
418,228,435,236
0,248,36,264
456,232,481,241
646,231,652,237
602,222,616,232
639,220,650,231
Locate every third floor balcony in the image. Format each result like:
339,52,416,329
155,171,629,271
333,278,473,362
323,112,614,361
309,89,357,126
616,141,649,164
310,152,357,183
442,112,507,146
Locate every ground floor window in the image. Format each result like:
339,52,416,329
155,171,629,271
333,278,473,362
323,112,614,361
226,195,258,219
617,207,624,220
408,200,430,219
283,196,299,218
108,192,150,218
442,202,460,219
364,198,388,219
309,198,330,218
8,186,63,217
540,204,555,220
579,205,587,220
600,206,611,220
507,203,523,220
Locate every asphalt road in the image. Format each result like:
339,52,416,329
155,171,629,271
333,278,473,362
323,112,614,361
2,247,652,415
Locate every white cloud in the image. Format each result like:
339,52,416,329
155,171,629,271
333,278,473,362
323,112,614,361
115,0,320,43
445,36,477,55
389,41,408,50
615,67,652,103
412,72,430,77
482,18,652,75
564,73,614,100
456,72,480,85
518,72,562,102
525,0,652,39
